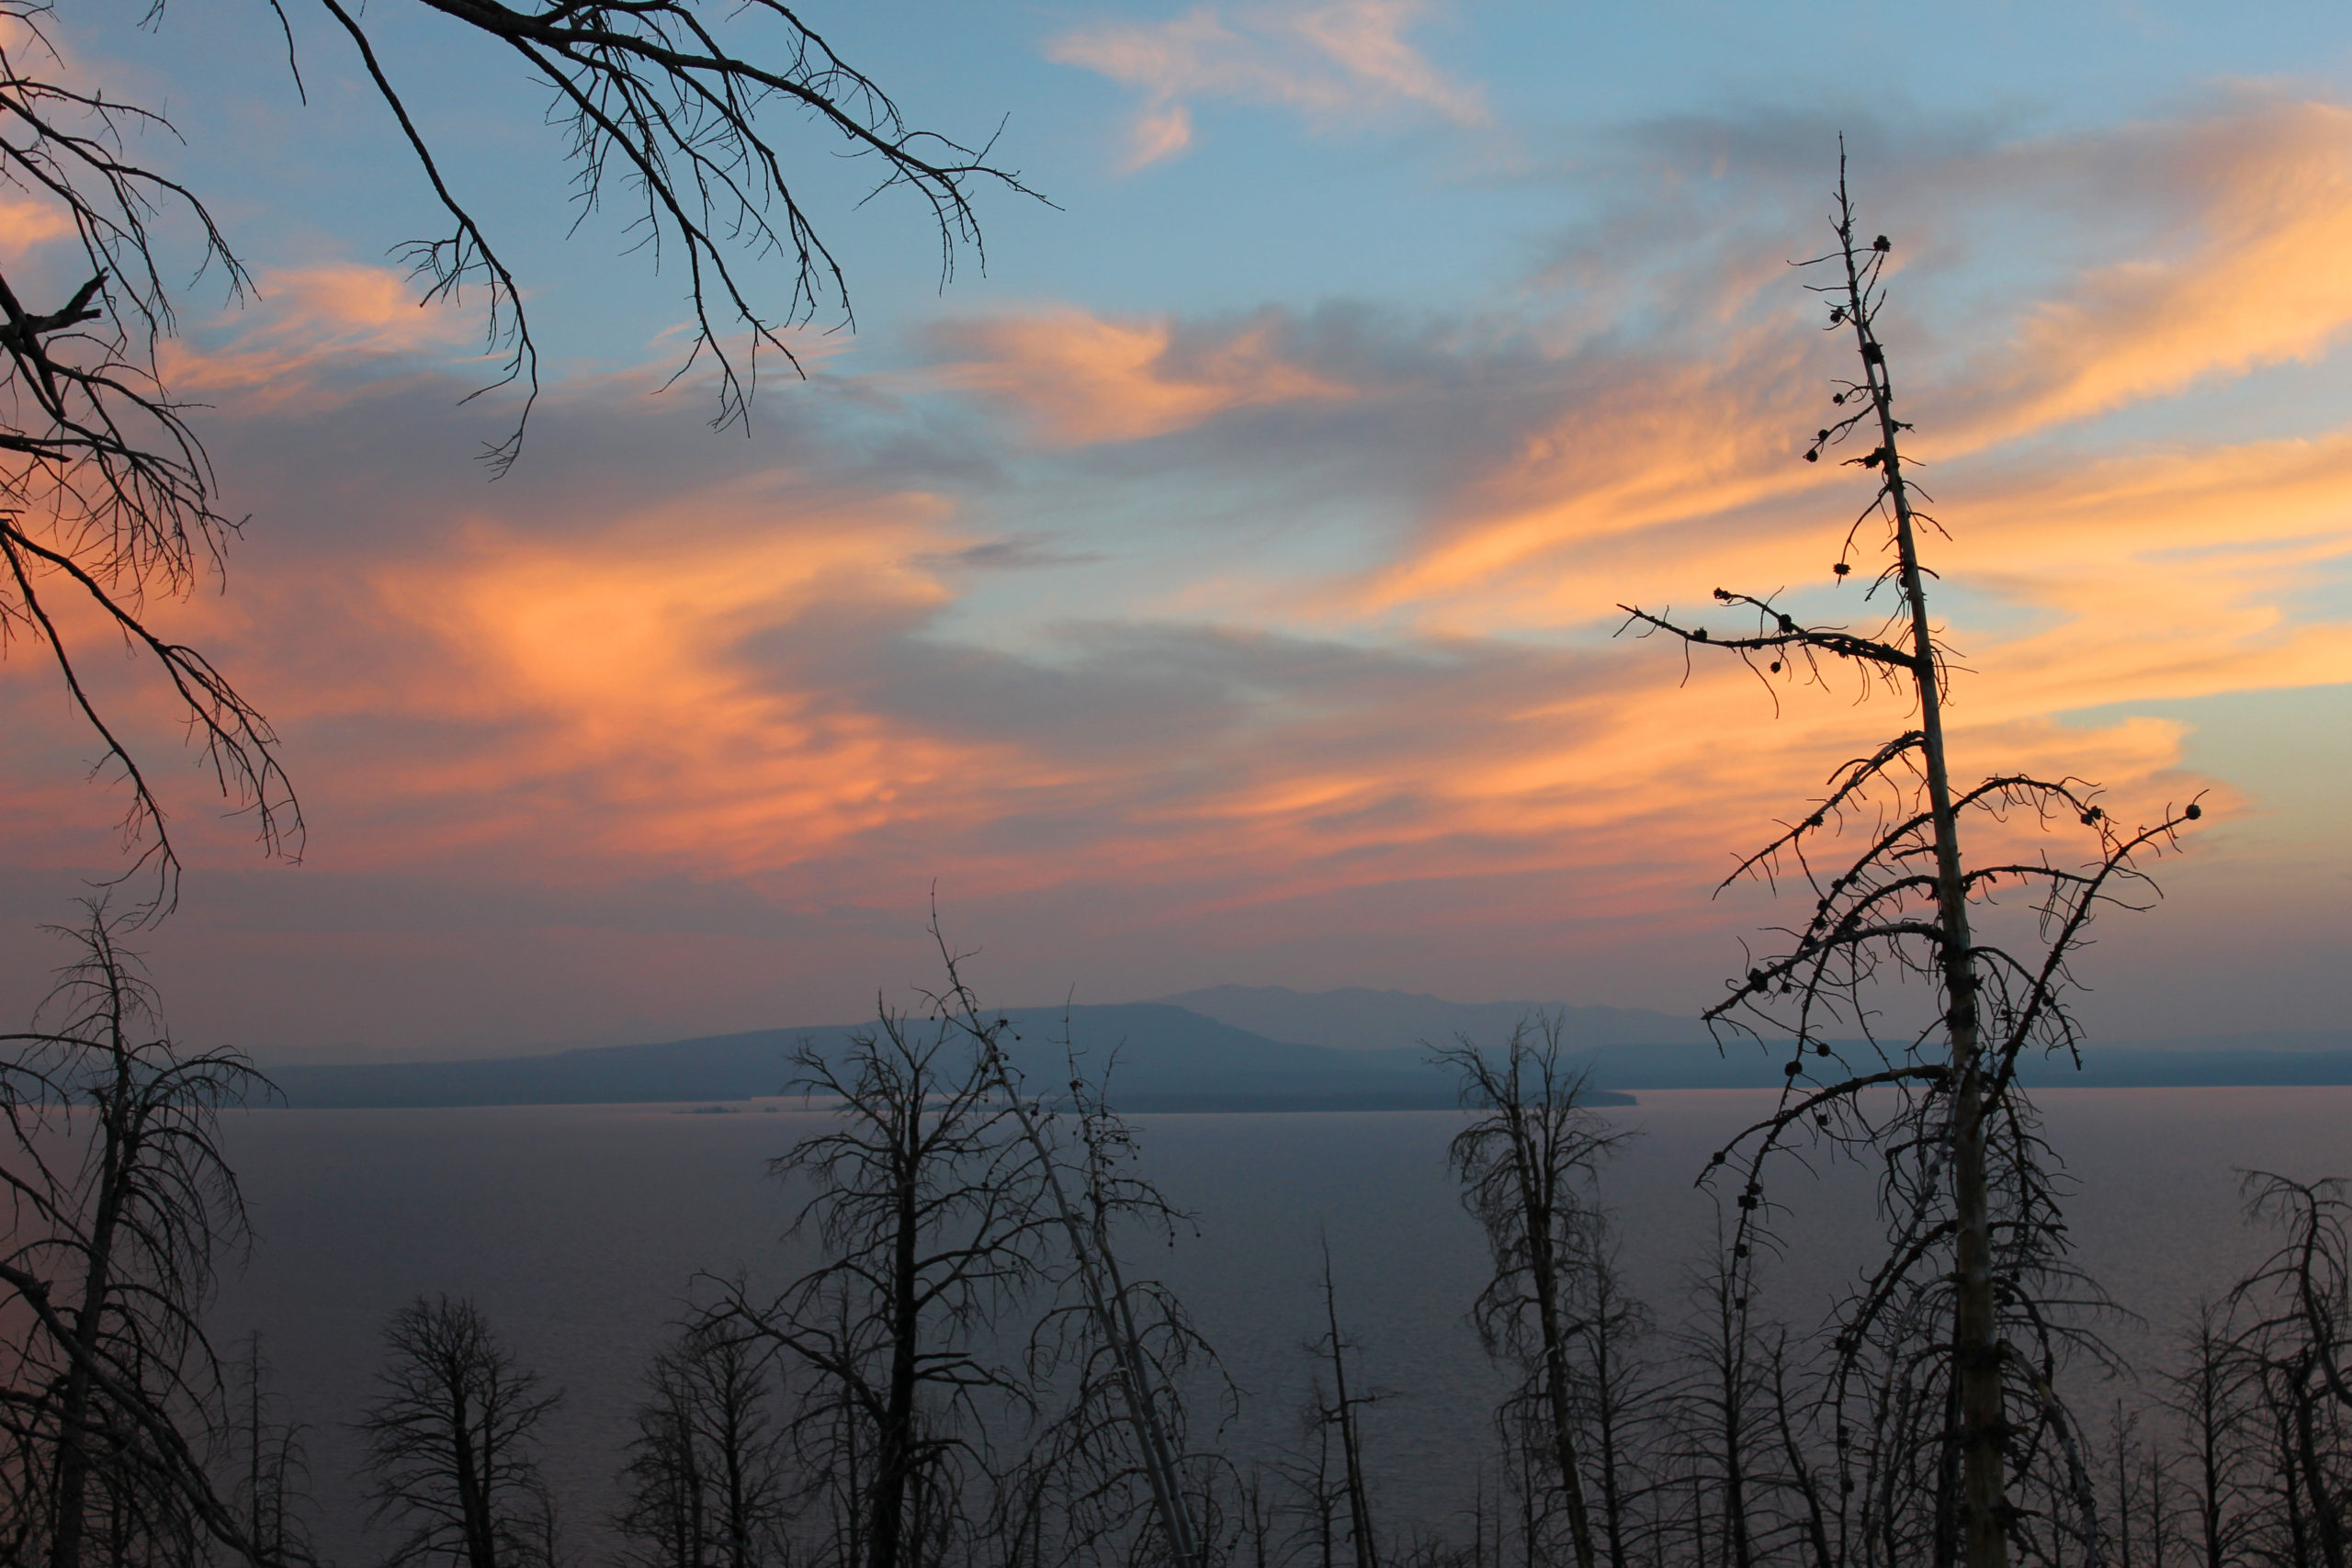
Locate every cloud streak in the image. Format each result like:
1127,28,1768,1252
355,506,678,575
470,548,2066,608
1047,0,1486,168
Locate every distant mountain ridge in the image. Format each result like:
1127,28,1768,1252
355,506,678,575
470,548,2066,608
1159,984,1703,1052
260,1003,1566,1112
254,986,2352,1110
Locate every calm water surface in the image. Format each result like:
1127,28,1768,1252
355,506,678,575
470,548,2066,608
207,1089,2352,1562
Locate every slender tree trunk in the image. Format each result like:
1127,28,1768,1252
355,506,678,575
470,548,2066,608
685,1393,709,1568
1319,1429,1340,1568
1838,202,2007,1568
2189,1333,2226,1568
1935,1365,1965,1568
723,1402,748,1568
1718,1303,1753,1568
671,1399,694,1568
2273,1389,2312,1568
1319,1249,1381,1568
1593,1306,1631,1568
2290,1368,2346,1568
48,1053,135,1568
1776,1354,1837,1568
976,1028,1204,1568
867,1115,922,1568
448,1386,498,1568
1510,1100,1601,1568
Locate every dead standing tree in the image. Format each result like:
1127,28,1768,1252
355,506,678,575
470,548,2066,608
1436,1014,1630,1568
1306,1236,1385,1568
2217,1173,2352,1568
2,0,1030,908
986,1066,1227,1568
614,1322,793,1568
0,902,276,1568
2157,1303,2264,1568
1618,153,2201,1568
923,930,1218,1568
222,1332,321,1568
358,1294,564,1568
713,1010,1057,1568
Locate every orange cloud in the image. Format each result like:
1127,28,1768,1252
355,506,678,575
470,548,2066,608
160,263,481,402
0,193,76,260
932,307,1357,444
1326,100,2352,668
1945,100,2352,448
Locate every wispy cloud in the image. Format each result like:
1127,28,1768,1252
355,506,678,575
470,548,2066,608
1944,99,2352,446
1047,0,1486,168
161,263,484,403
929,306,1359,443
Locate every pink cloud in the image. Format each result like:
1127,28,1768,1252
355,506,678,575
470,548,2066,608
0,193,77,260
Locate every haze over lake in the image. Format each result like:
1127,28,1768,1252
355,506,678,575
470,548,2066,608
210,1088,2351,1564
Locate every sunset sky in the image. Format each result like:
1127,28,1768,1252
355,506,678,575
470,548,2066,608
4,0,2348,1057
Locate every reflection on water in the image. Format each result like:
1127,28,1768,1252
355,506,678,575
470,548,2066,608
208,1088,2352,1562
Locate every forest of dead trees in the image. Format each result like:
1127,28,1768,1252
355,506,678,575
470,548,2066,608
3,914,2346,1568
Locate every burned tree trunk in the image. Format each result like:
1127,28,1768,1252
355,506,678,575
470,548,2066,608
0,905,275,1568
359,1296,562,1568
616,1323,790,1568
2221,1174,2352,1568
1311,1239,1384,1568
1439,1015,1626,1568
1619,149,2199,1568
925,930,1215,1568
714,1001,1056,1568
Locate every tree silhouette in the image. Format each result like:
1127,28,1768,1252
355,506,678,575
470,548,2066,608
1618,151,2202,1568
712,1009,1055,1568
616,1321,792,1568
2219,1173,2352,1568
359,1294,562,1568
1437,1014,1630,1568
0,902,275,1568
222,1332,321,1568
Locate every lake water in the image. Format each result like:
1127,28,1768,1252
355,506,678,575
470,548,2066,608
205,1089,2352,1563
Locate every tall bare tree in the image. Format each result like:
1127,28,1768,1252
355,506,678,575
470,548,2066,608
0,902,274,1568
1655,1230,1773,1568
2159,1303,2263,1568
1618,151,2201,1568
220,1333,320,1568
358,1294,563,1568
924,927,1220,1568
1306,1237,1384,1568
616,1321,793,1568
712,1008,1055,1568
2218,1173,2352,1568
1437,1014,1630,1568
2,0,1030,908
